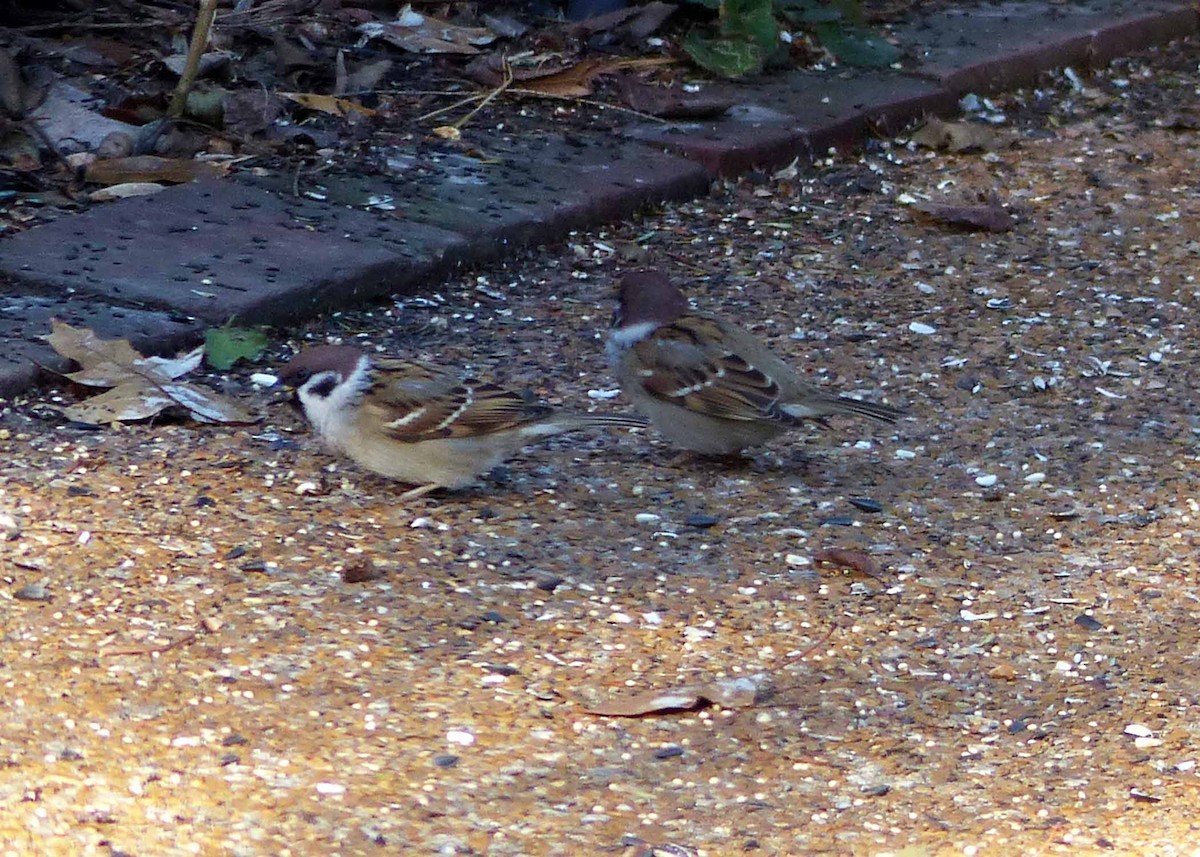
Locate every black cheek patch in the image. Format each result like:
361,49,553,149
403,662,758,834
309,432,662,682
309,376,339,398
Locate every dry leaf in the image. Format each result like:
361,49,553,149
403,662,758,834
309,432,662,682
909,117,1004,152
360,6,496,55
913,201,1015,232
616,76,732,118
587,675,769,717
89,181,166,201
517,58,621,98
811,548,883,579
45,320,259,426
277,92,377,117
84,155,225,185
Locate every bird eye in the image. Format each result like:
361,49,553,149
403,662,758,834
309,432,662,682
292,369,312,384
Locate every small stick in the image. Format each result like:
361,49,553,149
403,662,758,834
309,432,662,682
449,61,514,131
102,630,200,657
168,0,219,119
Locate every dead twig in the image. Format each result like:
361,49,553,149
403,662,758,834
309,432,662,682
168,0,219,119
102,629,201,657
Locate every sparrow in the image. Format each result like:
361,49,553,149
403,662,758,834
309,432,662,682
606,270,902,455
276,344,647,499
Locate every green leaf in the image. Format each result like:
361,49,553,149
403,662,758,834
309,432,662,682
815,22,901,68
775,0,852,25
204,326,268,371
721,0,778,49
683,32,768,77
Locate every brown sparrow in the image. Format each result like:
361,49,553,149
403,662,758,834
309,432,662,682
277,345,646,498
607,270,902,455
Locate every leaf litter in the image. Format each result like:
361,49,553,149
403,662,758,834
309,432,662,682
45,319,259,425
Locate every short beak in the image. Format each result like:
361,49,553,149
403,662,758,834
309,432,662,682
267,379,300,409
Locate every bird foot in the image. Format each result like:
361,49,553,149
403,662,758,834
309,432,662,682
399,483,442,501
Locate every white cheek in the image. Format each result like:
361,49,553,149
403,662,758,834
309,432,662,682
609,321,658,349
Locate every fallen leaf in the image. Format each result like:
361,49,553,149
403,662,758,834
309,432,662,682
0,45,26,119
45,320,259,425
909,117,1004,152
517,58,622,98
89,182,166,201
913,201,1015,232
360,6,496,55
587,675,769,716
341,558,384,583
278,92,376,118
1160,111,1200,130
84,155,225,185
811,548,883,579
616,76,732,118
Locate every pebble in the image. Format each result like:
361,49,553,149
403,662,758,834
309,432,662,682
433,754,459,768
446,730,476,746
1023,472,1046,483
653,745,684,760
635,513,662,525
533,574,564,592
685,513,719,528
894,449,916,460
975,474,998,487
1074,614,1103,632
848,497,882,513
1149,351,1163,363
608,612,634,624
13,584,50,602
908,321,937,335
314,782,346,796
250,373,278,387
1124,724,1154,738
587,388,621,399
820,516,855,527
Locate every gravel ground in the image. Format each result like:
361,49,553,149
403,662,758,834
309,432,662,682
2,41,1200,857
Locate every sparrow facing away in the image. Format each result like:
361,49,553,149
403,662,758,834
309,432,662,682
606,270,902,456
277,345,647,499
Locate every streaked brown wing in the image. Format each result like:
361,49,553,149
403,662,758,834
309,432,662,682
363,360,551,441
631,317,791,423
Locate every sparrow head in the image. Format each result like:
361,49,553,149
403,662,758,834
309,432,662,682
276,344,370,404
613,269,688,329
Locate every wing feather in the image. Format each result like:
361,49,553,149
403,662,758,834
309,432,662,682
362,359,552,441
631,317,796,424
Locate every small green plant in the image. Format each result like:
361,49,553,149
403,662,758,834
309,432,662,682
205,323,269,371
683,0,779,78
683,0,901,78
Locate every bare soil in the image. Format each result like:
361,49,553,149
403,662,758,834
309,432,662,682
1,37,1199,857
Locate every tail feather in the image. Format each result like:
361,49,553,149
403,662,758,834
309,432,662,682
567,413,650,429
523,412,648,438
833,396,903,424
781,396,903,424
